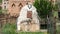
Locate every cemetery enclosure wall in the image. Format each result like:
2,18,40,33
0,14,17,28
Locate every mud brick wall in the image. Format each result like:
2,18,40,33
0,14,17,28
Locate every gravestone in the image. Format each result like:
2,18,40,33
27,11,32,19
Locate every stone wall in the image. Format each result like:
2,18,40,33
20,20,40,32
8,0,34,17
0,14,17,28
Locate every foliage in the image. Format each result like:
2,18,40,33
2,23,45,34
0,9,8,14
34,0,58,18
0,0,2,3
56,25,60,34
0,6,2,14
0,10,2,14
18,32,44,34
2,23,17,34
0,6,2,10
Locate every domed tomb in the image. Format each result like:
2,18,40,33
17,2,40,32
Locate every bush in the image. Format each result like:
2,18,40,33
0,0,2,3
34,0,58,18
2,23,17,34
56,25,60,34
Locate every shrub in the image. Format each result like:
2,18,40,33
2,23,17,34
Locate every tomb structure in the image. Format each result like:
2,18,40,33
17,2,40,32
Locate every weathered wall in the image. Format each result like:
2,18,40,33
8,0,34,17
0,14,17,28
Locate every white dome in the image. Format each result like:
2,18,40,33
17,4,40,31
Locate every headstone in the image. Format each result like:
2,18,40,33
27,11,32,19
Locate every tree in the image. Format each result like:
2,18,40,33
34,0,58,18
34,0,58,34
0,0,2,3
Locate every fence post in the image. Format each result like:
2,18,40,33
47,16,56,34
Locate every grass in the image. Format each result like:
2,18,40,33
2,23,17,34
18,32,44,34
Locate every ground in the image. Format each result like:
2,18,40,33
18,32,46,34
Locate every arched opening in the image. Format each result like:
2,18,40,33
12,3,15,7
18,3,23,9
40,24,47,29
40,20,47,29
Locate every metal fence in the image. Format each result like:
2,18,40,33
47,17,60,34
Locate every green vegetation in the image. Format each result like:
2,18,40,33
34,0,52,18
2,23,44,34
0,10,2,14
34,0,58,34
0,9,8,14
2,23,17,34
0,6,2,10
34,0,58,18
0,0,2,3
56,25,60,34
18,32,44,34
0,4,2,14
